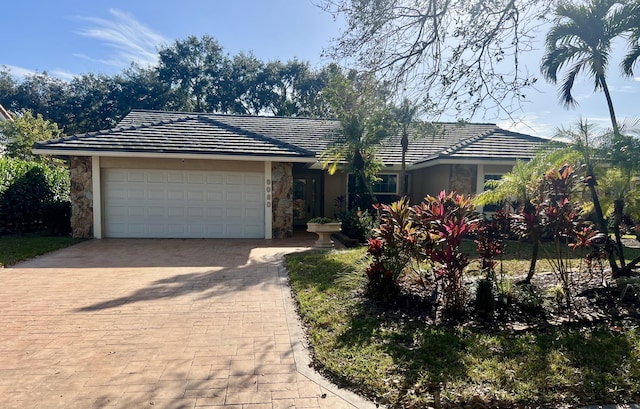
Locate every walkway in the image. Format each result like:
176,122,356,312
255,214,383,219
0,238,374,409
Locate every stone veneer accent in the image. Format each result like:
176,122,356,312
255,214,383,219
271,162,293,238
69,157,93,238
449,164,477,195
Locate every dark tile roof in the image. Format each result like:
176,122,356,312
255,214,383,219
34,110,550,165
35,112,320,159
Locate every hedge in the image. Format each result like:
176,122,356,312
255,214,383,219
0,157,71,234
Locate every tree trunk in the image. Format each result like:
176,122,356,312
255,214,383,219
524,237,539,283
585,169,620,276
600,77,620,137
613,198,626,269
400,130,408,196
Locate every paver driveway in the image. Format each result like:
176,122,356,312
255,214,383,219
0,238,373,409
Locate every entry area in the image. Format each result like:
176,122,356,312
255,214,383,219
292,171,323,227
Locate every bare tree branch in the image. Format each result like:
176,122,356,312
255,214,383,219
319,0,555,120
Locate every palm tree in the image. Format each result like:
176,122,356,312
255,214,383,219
392,98,421,197
621,1,640,77
541,0,629,136
320,65,393,210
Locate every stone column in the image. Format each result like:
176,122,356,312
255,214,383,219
69,156,93,238
271,162,293,238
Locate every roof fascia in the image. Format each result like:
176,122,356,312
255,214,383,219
31,148,317,163
408,158,518,170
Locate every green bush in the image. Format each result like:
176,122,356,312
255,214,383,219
0,157,70,233
337,208,375,242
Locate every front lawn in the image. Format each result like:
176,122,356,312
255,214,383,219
0,233,84,267
285,247,640,408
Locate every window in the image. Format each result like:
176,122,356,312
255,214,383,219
347,173,400,207
372,174,398,194
483,174,504,213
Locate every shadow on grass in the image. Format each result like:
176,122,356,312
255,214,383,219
286,248,640,408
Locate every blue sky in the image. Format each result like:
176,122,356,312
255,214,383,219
2,1,639,138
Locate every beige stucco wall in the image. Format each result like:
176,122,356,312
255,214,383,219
409,165,451,202
323,172,347,217
100,157,263,172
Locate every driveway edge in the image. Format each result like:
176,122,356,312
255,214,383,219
278,261,379,409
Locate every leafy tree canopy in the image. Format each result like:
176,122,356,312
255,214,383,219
0,34,335,135
0,109,63,163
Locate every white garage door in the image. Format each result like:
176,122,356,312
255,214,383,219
103,169,265,238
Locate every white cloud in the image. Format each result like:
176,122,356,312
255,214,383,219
75,9,168,69
51,70,76,81
497,114,557,139
2,64,36,78
2,65,77,82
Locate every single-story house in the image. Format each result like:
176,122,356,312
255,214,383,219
33,110,549,239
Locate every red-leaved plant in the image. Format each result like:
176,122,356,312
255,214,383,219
366,197,418,299
414,191,480,314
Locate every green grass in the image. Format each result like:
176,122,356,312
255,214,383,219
0,233,84,267
461,239,640,276
285,248,640,408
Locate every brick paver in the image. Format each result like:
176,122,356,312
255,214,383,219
0,238,373,409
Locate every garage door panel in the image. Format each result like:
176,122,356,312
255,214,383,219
207,174,224,184
148,207,165,217
226,191,243,201
167,172,184,183
207,208,223,217
207,192,223,201
245,208,262,218
206,224,224,235
127,190,145,200
147,189,165,200
245,191,262,202
188,173,205,184
106,170,126,182
245,174,262,185
167,207,184,217
147,172,165,183
167,190,185,200
104,169,265,238
187,191,204,201
225,224,243,236
148,225,166,235
226,208,243,218
127,207,146,217
187,208,204,217
127,171,145,183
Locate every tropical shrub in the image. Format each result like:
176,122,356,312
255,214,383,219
414,192,480,313
337,208,375,242
366,197,417,299
473,210,511,313
366,192,480,314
